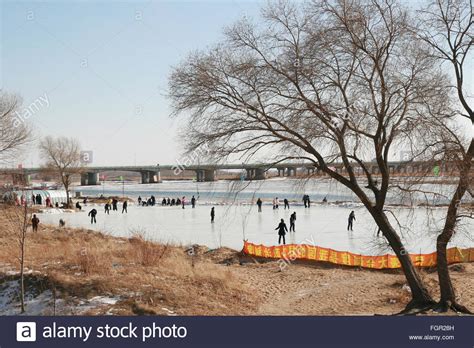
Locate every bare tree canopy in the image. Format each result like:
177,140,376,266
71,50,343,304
0,91,32,163
170,0,450,165
417,0,473,122
417,0,473,314
39,136,83,208
168,0,468,312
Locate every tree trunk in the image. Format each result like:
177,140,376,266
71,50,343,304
63,176,71,209
436,140,473,313
20,200,28,314
340,177,435,313
371,209,435,312
66,189,70,209
20,246,25,314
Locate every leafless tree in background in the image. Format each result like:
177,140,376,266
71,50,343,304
0,91,32,164
417,0,473,313
5,191,31,313
39,136,83,208
169,0,460,312
0,90,33,312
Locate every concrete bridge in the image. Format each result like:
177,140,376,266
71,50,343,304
0,160,461,185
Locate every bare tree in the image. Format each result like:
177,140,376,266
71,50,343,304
5,190,31,313
0,91,32,164
0,90,33,310
417,0,473,313
169,0,459,312
39,136,82,208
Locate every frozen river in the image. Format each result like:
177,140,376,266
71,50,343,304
70,177,461,206
38,180,473,255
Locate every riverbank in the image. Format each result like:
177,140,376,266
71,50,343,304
0,219,257,315
0,215,473,315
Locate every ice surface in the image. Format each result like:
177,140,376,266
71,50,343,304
38,201,473,255
73,177,461,206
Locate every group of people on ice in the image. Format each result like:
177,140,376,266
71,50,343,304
8,192,67,208
137,195,157,206
29,190,358,243
137,195,198,209
258,195,357,245
86,194,204,224
85,199,128,224
104,198,128,215
257,195,314,211
269,197,292,210
274,212,297,245
274,210,356,245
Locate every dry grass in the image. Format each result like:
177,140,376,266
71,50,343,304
0,206,260,315
128,230,168,267
1,205,473,316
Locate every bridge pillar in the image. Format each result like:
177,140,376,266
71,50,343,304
195,170,204,182
141,171,150,184
87,172,100,185
157,171,162,183
277,168,284,177
254,168,266,180
204,169,216,182
245,168,265,180
81,173,88,186
141,171,161,184
286,167,297,177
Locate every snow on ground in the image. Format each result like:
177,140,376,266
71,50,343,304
0,277,121,315
38,208,75,214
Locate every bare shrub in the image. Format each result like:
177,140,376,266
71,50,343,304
4,196,31,313
76,249,100,275
129,230,168,267
69,243,112,276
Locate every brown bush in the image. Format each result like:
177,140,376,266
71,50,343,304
129,231,168,267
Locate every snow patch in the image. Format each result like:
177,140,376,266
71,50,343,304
0,278,120,315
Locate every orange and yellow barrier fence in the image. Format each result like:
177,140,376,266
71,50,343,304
242,241,474,269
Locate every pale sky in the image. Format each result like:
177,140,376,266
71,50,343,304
1,0,472,167
1,0,265,167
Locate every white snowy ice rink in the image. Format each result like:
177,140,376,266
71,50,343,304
38,200,473,255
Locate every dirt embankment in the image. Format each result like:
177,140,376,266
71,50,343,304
0,211,472,316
